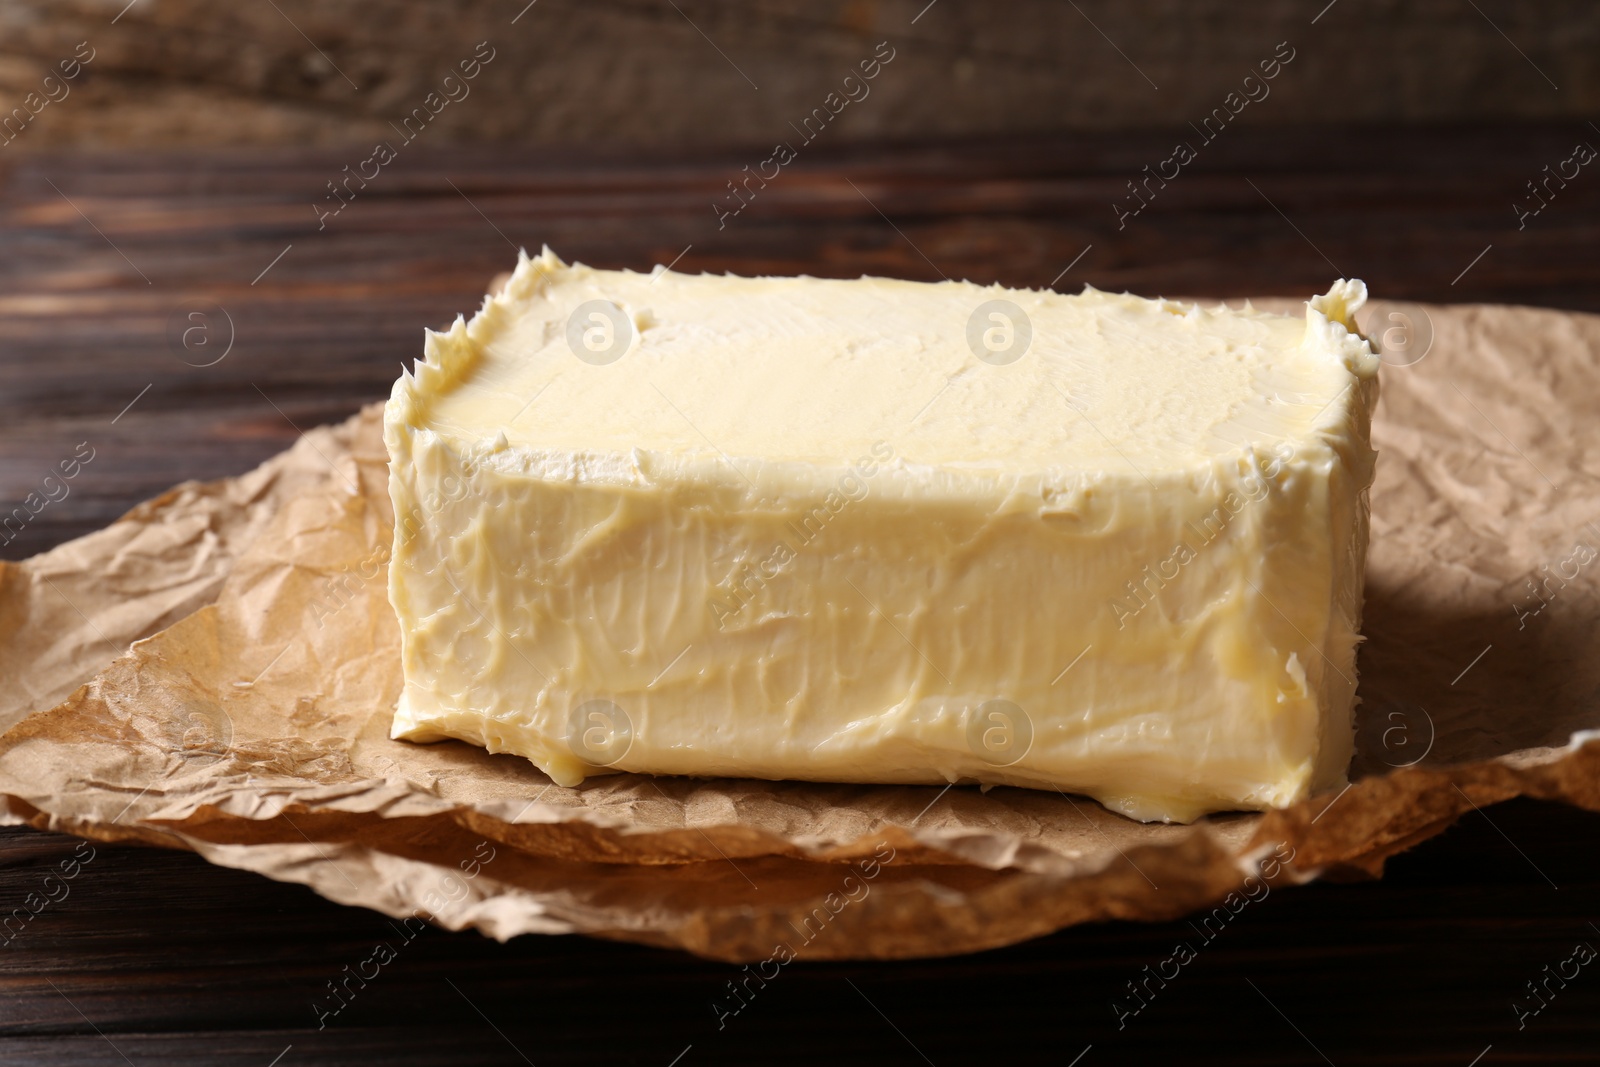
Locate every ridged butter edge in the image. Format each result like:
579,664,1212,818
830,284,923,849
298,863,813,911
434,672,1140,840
386,247,1380,474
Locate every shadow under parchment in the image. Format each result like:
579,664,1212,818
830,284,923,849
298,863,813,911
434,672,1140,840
1352,576,1600,779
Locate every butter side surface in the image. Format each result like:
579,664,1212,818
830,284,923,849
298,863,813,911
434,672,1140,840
384,249,1379,823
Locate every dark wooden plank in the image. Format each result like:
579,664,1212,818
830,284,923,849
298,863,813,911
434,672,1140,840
3,1,1597,151
0,800,1596,1064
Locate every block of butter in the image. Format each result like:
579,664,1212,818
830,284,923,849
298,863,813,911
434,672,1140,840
384,248,1379,823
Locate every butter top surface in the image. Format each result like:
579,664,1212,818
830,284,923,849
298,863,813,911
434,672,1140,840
398,248,1376,477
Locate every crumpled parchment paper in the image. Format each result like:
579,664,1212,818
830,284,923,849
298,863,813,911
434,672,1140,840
1,296,1596,961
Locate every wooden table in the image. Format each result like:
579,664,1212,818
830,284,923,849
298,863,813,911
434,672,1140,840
2,127,1598,1064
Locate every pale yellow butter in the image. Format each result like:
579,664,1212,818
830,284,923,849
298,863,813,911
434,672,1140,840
385,248,1379,822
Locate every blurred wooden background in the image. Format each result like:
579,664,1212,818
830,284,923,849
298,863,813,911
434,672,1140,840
0,0,1592,150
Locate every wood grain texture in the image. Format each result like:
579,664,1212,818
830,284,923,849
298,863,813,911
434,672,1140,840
0,1,1594,150
0,802,1596,1065
1,130,1598,1062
